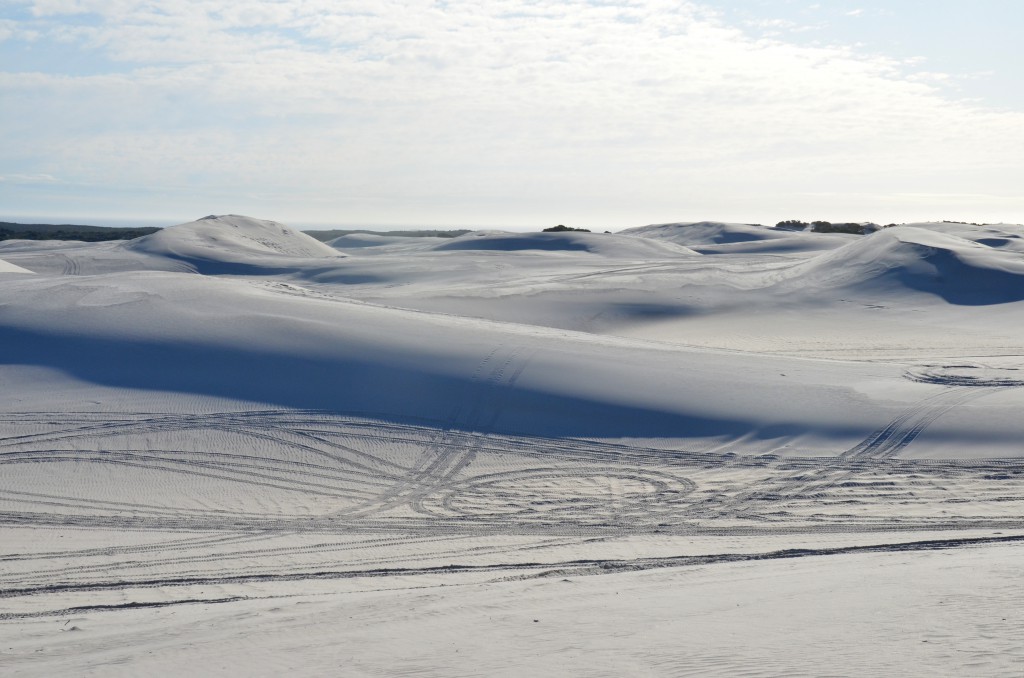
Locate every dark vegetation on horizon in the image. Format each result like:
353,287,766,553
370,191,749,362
543,224,591,233
304,229,472,241
774,220,890,235
773,220,995,235
0,222,160,242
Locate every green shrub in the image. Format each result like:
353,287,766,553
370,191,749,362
543,224,591,233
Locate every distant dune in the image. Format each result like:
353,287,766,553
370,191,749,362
623,220,787,245
783,225,1024,304
127,214,343,273
623,220,851,254
435,229,700,257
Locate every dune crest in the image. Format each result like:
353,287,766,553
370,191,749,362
783,226,1024,304
128,214,342,273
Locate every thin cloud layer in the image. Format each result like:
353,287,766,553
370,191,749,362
2,0,1023,226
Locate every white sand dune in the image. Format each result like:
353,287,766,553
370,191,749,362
909,220,1024,253
0,270,923,449
3,214,1024,676
127,214,343,274
780,225,1024,304
622,219,851,254
624,220,795,245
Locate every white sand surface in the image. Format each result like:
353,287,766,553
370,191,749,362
5,541,1023,677
2,217,1023,675
0,257,34,274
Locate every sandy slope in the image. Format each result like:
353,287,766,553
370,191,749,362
2,216,1024,676
0,257,33,274
0,272,899,444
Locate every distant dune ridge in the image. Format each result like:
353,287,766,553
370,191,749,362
623,220,856,255
431,229,700,256
624,220,792,245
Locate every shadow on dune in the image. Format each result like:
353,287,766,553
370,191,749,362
435,234,591,252
142,253,382,283
781,228,1024,306
594,300,705,321
0,326,842,441
897,248,1024,306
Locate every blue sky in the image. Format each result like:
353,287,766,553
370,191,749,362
2,0,1022,229
714,0,1024,107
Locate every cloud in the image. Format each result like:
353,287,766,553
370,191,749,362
0,173,59,184
2,0,1023,225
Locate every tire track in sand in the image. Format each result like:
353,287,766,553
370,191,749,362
685,383,1014,521
331,346,535,519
